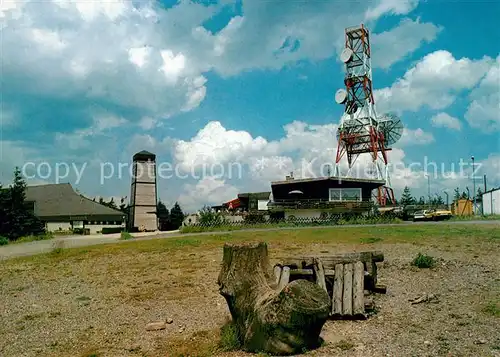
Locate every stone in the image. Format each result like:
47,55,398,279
166,318,173,324
145,321,166,331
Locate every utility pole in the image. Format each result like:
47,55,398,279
471,156,476,215
425,174,431,206
444,191,449,209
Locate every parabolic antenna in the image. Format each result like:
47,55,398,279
340,48,353,63
377,113,404,146
335,89,347,104
336,117,357,140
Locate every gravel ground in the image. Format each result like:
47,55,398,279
1,232,499,357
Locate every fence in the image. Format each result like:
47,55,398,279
184,212,402,230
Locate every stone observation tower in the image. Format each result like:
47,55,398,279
129,150,158,231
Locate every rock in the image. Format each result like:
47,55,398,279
179,327,185,333
145,322,167,331
166,318,173,324
475,339,487,344
424,341,431,346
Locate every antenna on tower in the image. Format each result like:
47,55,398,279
333,24,403,206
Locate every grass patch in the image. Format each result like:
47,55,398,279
119,231,133,240
5,233,54,245
360,237,384,244
450,214,500,221
481,301,500,317
51,240,66,255
334,339,356,350
4,224,499,266
411,253,436,268
218,320,242,352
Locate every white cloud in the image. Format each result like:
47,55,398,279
1,0,215,122
375,50,493,113
431,112,462,131
397,128,435,146
465,56,500,131
1,0,437,144
365,0,420,21
371,18,442,70
138,116,163,131
178,176,239,212
174,121,271,172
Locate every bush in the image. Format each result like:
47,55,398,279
120,231,133,240
0,236,9,246
101,227,124,234
412,253,436,268
243,213,266,224
218,320,241,352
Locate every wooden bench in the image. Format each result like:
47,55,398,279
274,251,386,319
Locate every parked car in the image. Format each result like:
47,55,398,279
412,210,433,221
430,208,453,221
413,209,453,221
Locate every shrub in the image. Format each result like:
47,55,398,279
412,253,436,268
218,320,242,352
101,227,124,234
0,236,9,246
120,231,133,240
243,213,266,224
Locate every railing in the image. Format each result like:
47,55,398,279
268,199,373,211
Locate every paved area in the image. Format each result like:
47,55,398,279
1,220,498,261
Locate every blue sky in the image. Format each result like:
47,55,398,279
1,0,499,212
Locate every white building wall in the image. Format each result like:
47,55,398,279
482,189,500,215
134,205,157,231
87,224,125,234
46,222,72,232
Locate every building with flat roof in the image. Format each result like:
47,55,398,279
481,187,500,215
268,175,386,219
25,183,126,233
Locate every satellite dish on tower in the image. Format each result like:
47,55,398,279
377,113,404,146
335,89,347,104
340,48,353,63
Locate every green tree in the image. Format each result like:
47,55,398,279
417,196,425,205
157,200,170,231
400,186,416,206
119,197,127,212
453,188,460,202
461,191,468,199
198,205,224,226
169,202,184,229
477,187,483,197
107,197,117,210
435,195,444,205
0,167,45,240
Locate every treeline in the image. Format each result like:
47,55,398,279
87,192,186,231
399,186,483,206
156,201,184,230
0,167,46,242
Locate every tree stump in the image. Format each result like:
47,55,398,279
217,242,331,355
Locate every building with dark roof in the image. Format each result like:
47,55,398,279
25,183,126,234
268,175,385,219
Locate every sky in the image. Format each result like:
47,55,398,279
1,0,499,212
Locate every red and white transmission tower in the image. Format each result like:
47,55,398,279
333,24,403,206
